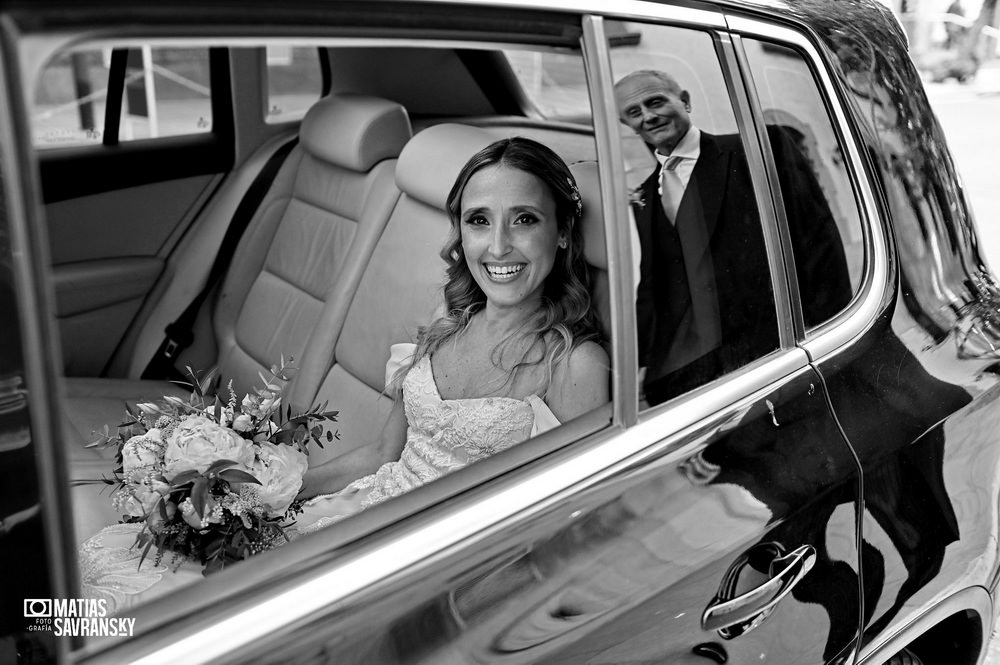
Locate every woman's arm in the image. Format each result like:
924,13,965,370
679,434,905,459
544,341,611,423
298,398,408,498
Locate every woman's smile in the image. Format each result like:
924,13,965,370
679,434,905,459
484,262,526,282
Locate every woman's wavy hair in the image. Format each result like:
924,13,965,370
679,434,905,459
388,136,603,398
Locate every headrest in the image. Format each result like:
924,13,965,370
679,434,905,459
299,94,412,171
395,123,495,210
569,161,607,270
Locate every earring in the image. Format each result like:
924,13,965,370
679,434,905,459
558,239,567,249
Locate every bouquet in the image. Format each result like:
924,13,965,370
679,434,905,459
89,358,339,574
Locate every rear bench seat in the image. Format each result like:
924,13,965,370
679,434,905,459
67,94,412,540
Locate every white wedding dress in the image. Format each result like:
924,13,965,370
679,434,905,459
79,344,559,613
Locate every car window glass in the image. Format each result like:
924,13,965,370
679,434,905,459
605,20,779,407
265,46,323,124
32,46,212,148
60,35,609,628
503,48,589,122
742,38,864,329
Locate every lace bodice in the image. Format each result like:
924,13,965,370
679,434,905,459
340,354,537,509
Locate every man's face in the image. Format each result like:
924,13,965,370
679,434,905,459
615,74,692,155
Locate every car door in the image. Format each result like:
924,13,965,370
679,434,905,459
0,5,865,665
30,43,234,377
95,11,865,665
733,13,1000,663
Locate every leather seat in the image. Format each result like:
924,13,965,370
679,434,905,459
296,124,495,465
67,94,412,540
568,160,613,342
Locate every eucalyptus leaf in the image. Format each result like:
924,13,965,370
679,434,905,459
218,469,262,484
170,470,200,487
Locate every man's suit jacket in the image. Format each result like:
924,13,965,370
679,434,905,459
633,131,777,390
633,129,852,395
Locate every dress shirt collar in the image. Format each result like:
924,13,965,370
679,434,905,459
655,125,701,168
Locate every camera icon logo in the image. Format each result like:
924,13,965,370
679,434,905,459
23,599,52,618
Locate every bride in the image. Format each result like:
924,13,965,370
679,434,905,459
79,136,610,611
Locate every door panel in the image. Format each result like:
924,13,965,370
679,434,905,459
229,365,861,665
44,175,219,263
52,257,163,375
33,45,233,375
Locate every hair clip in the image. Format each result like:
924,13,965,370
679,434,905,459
567,177,584,218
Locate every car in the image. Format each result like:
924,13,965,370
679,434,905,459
1,0,999,663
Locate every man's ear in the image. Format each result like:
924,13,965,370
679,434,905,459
681,90,691,108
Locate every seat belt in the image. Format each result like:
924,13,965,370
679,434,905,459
141,137,299,381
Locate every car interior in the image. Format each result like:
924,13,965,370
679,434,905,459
39,31,616,550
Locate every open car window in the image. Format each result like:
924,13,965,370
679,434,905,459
42,21,616,645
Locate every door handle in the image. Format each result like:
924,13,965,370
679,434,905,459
701,542,816,639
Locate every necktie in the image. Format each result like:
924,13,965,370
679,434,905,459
660,155,684,224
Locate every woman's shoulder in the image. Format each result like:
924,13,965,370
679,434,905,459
544,340,609,422
559,340,609,377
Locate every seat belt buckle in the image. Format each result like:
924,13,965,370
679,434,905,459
163,339,179,359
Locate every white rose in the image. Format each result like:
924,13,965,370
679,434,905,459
164,415,255,477
178,496,222,529
116,486,161,518
232,413,253,432
121,433,164,482
250,442,308,516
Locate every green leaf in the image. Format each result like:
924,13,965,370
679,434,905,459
205,459,239,475
170,470,200,487
218,469,261,484
191,477,209,517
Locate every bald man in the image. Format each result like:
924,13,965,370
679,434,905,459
616,70,777,404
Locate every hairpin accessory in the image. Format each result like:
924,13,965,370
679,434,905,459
567,177,584,218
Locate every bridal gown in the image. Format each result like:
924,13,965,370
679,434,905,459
79,344,559,613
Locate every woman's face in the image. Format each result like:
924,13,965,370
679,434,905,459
459,164,565,312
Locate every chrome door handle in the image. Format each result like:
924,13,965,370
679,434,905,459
701,543,816,639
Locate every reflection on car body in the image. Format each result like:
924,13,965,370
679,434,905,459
1,1,999,664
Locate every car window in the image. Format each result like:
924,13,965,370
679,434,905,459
265,46,323,124
32,46,212,148
503,48,589,121
742,38,863,330
54,30,610,633
606,20,779,407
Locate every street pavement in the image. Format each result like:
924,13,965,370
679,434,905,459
923,62,1000,665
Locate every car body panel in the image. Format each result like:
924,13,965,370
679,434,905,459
0,1,997,664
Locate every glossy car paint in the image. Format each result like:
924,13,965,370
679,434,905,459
742,0,1000,661
0,0,997,664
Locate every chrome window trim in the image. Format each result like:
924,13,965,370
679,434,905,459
410,0,726,28
725,15,890,364
89,348,808,665
581,14,637,427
